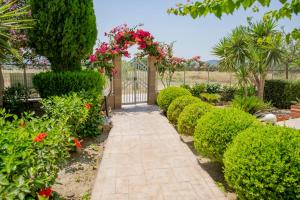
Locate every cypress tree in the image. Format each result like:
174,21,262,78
29,0,97,71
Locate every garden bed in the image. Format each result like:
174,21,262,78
52,132,109,199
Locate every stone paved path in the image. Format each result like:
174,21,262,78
92,105,227,200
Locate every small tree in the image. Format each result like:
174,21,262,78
29,0,97,71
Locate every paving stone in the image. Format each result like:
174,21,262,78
91,105,227,200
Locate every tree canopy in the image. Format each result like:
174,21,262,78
29,0,97,71
168,0,300,39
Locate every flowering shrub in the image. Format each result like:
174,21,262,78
0,110,71,199
42,93,90,136
89,24,164,77
156,43,201,88
78,90,105,137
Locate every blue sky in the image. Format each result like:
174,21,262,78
93,0,299,61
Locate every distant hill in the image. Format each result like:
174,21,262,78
205,60,219,65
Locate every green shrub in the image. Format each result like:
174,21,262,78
206,83,221,93
3,83,27,114
224,125,300,200
194,108,259,162
0,110,71,199
200,93,221,104
180,84,191,91
236,86,257,97
167,95,201,125
78,90,105,137
231,95,271,114
177,102,214,136
33,71,105,98
157,87,191,113
264,79,300,109
42,93,89,136
221,85,237,101
190,83,206,97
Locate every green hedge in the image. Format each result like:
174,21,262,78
167,95,200,125
224,125,300,199
157,87,191,113
264,80,300,108
33,71,106,98
177,102,214,136
194,108,259,162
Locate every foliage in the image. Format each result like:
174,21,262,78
167,95,200,125
177,102,214,136
167,0,300,40
236,86,257,97
77,90,104,137
42,93,90,136
200,93,221,104
0,1,32,61
89,24,164,77
3,83,27,114
180,84,191,91
224,125,300,200
264,79,300,108
33,71,105,98
190,83,206,97
214,20,283,99
206,83,221,93
231,95,271,114
221,85,237,101
0,110,71,199
157,86,191,113
194,108,259,162
29,0,97,71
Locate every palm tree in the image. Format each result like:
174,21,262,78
0,0,33,107
213,19,283,99
213,26,251,96
247,20,283,99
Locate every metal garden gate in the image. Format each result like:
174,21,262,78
122,58,148,105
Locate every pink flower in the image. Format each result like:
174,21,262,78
139,43,147,49
89,54,97,63
112,68,118,76
124,51,130,58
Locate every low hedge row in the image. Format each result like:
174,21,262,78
157,87,300,199
264,79,300,108
177,102,214,136
157,86,191,113
224,125,300,199
33,70,106,98
167,95,200,125
194,108,259,162
0,91,104,199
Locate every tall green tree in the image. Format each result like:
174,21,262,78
29,0,97,71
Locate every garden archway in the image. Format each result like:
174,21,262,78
90,25,164,109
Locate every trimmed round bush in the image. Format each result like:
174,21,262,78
33,71,106,98
167,95,200,125
194,108,259,161
157,87,191,113
224,125,300,199
177,102,214,136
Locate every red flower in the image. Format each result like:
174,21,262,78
38,188,52,198
85,103,91,109
34,133,47,143
124,51,130,58
112,68,118,76
89,54,97,63
74,138,82,149
139,43,147,49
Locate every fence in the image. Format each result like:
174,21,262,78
156,68,300,91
